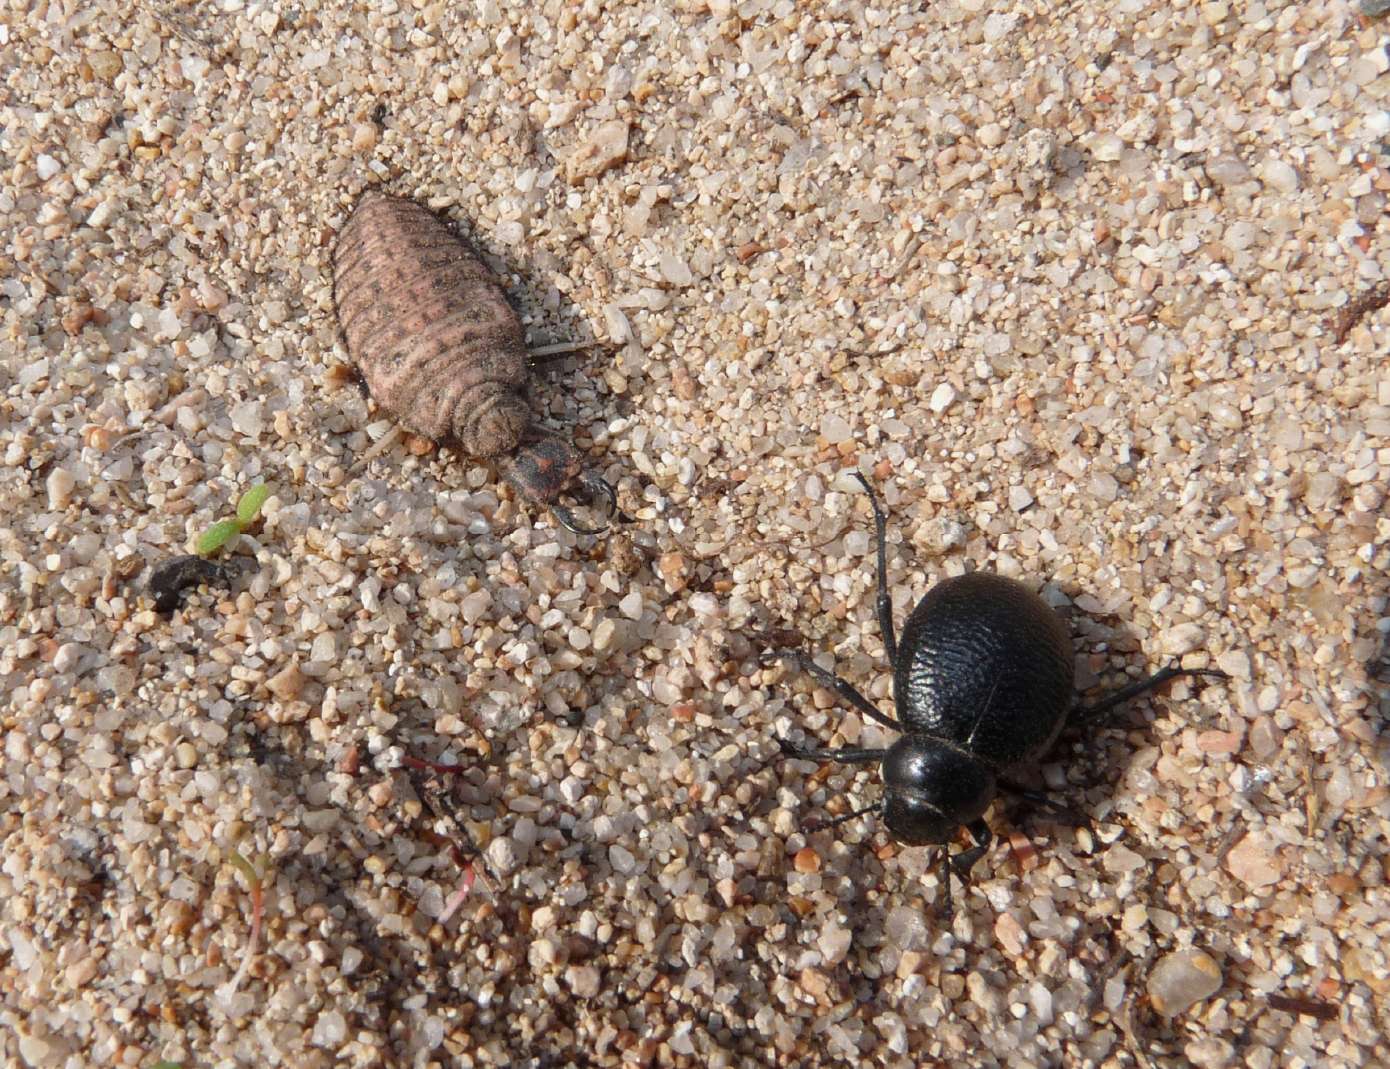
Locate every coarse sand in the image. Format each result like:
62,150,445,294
1,1,1388,1066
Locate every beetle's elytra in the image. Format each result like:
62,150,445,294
332,192,615,533
775,473,1229,916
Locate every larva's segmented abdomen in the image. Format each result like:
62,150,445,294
333,193,530,457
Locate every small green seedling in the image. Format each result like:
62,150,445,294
222,849,271,997
196,483,270,556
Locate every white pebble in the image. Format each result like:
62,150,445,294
976,123,1006,148
230,401,264,437
1147,951,1222,1017
486,835,523,876
818,919,852,965
820,413,853,443
659,251,694,286
1161,623,1206,657
311,1010,347,1047
46,467,75,509
1260,158,1299,194
1088,133,1124,162
929,383,957,413
53,643,86,674
608,844,638,875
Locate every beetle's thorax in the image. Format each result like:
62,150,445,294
881,736,996,846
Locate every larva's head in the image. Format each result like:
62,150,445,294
502,433,617,535
453,385,530,458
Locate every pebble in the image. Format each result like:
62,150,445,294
565,964,601,998
1226,833,1283,889
265,662,305,701
351,123,378,152
994,912,1026,956
87,50,121,79
486,835,523,877
609,844,638,875
566,119,630,182
929,383,957,413
793,847,821,874
976,122,1006,148
1160,623,1206,657
46,468,75,509
820,413,853,443
53,643,85,674
1259,159,1299,194
311,1010,347,1047
1147,950,1223,1017
817,920,852,966
1088,133,1124,162
1103,844,1147,874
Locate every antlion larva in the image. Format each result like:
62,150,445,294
332,191,616,533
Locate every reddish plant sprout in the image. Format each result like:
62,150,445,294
221,850,269,997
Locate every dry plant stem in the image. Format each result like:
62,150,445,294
1266,994,1339,1022
527,339,603,361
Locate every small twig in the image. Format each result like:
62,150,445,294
401,753,469,775
1329,281,1390,344
527,338,606,360
1266,994,1338,1022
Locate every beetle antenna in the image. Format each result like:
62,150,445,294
803,799,881,833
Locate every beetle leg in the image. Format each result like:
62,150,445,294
938,848,956,920
950,819,993,877
803,799,882,834
769,650,901,731
777,739,886,765
939,820,992,919
1074,664,1230,725
998,779,1090,830
852,471,898,665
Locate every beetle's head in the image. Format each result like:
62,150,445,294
502,432,617,535
880,736,996,846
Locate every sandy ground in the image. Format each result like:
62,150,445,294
2,1,1389,1066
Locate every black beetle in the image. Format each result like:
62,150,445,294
774,473,1228,915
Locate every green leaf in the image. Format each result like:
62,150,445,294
228,850,260,889
235,483,270,527
196,520,240,556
